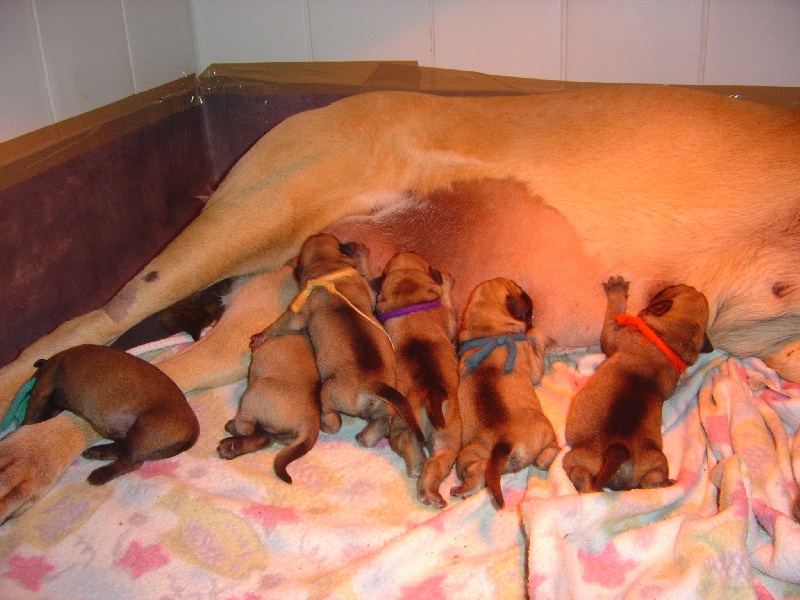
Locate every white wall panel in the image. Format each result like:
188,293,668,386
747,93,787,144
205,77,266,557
704,0,800,87
0,0,52,143
2,0,800,145
434,0,562,80
123,0,196,91
191,0,308,70
307,0,430,64
565,0,704,84
34,0,135,121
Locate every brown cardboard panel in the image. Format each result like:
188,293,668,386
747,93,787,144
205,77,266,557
0,75,200,191
0,106,210,365
199,61,800,107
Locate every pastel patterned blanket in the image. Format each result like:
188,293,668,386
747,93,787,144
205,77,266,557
1,334,800,599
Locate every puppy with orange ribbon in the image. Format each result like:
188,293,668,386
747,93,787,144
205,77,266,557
564,276,713,493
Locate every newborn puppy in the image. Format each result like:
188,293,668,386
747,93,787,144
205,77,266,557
22,344,198,485
563,277,712,493
452,278,559,509
217,332,320,484
250,233,422,447
373,252,461,508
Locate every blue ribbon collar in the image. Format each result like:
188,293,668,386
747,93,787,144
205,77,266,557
458,332,527,374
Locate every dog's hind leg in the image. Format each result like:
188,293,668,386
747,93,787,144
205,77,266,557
217,431,274,459
355,413,393,448
389,417,426,477
450,442,489,500
82,442,122,460
86,457,144,486
418,442,458,509
562,446,602,493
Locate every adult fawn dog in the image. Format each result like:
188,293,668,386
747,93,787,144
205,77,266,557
0,85,798,521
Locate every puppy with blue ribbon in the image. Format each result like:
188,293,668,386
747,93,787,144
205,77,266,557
452,278,559,509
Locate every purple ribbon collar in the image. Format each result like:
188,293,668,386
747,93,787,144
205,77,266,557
377,299,442,324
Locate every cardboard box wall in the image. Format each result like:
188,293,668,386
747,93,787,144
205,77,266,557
1,62,798,367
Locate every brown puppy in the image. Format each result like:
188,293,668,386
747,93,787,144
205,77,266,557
217,331,320,484
21,344,198,485
250,233,422,447
373,252,461,508
563,277,712,493
452,278,559,509
3,85,800,521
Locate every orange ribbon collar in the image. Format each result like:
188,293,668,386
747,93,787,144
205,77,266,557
614,314,687,375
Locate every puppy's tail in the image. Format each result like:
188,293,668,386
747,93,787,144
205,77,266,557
424,385,447,430
376,384,425,443
273,425,319,484
487,441,513,509
594,443,631,491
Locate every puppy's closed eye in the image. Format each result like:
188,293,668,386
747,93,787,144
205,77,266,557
646,298,672,316
428,267,443,285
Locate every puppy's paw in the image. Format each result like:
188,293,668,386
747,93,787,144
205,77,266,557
217,438,244,459
603,276,630,297
249,332,267,351
562,448,598,493
418,488,447,509
320,411,342,434
639,470,673,489
534,443,559,471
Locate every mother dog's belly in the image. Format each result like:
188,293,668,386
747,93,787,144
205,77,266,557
329,178,654,350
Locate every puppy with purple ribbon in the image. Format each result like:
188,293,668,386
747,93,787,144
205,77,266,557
250,233,422,447
452,278,559,509
373,252,461,508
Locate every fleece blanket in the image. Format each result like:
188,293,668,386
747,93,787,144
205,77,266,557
1,334,800,599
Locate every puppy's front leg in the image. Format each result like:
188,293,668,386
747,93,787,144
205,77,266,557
600,276,630,355
249,310,306,350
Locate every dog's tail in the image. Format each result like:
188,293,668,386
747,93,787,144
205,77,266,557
376,384,425,443
594,443,632,491
273,425,319,484
487,440,513,509
424,385,447,429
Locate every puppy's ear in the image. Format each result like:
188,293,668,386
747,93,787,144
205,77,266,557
370,275,385,294
506,290,533,326
700,333,714,353
646,298,672,316
428,267,443,285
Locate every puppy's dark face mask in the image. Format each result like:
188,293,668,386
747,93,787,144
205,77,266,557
505,289,533,327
